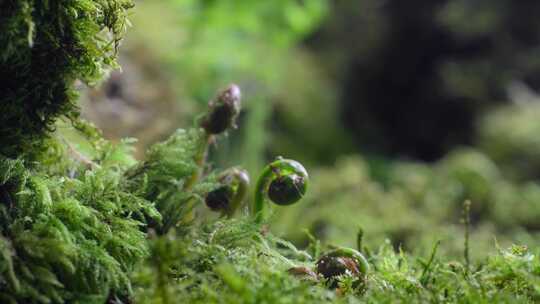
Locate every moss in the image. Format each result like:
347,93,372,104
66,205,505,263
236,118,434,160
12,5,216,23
0,0,133,159
0,143,161,302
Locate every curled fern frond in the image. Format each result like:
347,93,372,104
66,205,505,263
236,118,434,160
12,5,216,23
205,167,250,217
253,157,309,223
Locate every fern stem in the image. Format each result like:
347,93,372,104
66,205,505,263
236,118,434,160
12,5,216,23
252,158,308,223
225,168,250,218
184,133,211,191
253,164,275,223
463,200,471,275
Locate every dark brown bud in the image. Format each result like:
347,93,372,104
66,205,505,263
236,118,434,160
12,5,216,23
316,256,360,279
202,84,242,134
267,174,307,206
315,248,369,289
205,186,234,211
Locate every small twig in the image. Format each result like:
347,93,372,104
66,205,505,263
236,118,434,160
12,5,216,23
463,200,471,275
357,227,364,253
303,229,320,259
183,133,212,191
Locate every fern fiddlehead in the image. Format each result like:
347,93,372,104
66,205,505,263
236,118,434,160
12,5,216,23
316,247,369,288
205,167,250,218
252,157,308,223
184,84,242,191
201,84,242,135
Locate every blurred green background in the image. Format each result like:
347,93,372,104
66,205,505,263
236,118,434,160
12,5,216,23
80,0,540,258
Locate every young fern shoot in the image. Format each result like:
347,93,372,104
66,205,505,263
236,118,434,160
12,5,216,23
316,247,370,289
205,167,250,218
185,84,242,190
201,84,242,135
252,157,309,223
